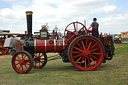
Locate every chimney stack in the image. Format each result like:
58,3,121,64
25,11,33,40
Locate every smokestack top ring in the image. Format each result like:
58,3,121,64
26,11,33,15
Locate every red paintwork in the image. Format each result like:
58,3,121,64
35,38,67,53
64,22,88,43
33,53,47,68
88,30,92,36
12,52,31,73
12,19,114,73
88,30,92,33
15,41,23,50
99,36,113,59
0,39,8,55
69,36,104,70
0,48,7,55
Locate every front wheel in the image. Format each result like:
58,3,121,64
12,51,33,73
68,35,104,70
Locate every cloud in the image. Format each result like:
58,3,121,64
99,12,128,34
1,0,15,2
103,5,117,12
0,0,127,34
90,4,117,14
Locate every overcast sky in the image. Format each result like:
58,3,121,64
0,0,128,34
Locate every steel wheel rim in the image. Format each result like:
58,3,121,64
69,36,104,70
33,53,46,68
12,52,31,73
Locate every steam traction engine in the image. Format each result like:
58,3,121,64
9,11,114,73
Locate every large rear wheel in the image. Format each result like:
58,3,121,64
68,35,104,70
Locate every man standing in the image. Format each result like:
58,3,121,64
88,18,99,38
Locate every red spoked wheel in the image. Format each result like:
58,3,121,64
64,22,88,43
68,35,104,70
0,48,7,55
0,39,7,55
12,51,33,73
33,53,47,68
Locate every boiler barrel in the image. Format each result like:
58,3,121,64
34,38,67,52
24,38,67,53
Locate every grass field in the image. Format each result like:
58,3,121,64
0,43,128,85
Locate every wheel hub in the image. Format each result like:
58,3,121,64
19,59,25,65
82,49,90,57
74,32,78,35
33,57,41,61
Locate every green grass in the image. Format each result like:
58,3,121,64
0,43,128,85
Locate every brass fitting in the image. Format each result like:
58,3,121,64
26,11,33,15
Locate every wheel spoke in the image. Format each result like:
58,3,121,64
17,56,20,60
21,53,24,59
26,63,30,66
90,48,99,52
90,57,96,64
72,51,81,54
90,43,97,49
65,29,74,34
40,55,43,57
74,47,83,52
75,56,82,63
68,34,75,42
87,41,92,50
81,41,86,50
19,65,22,69
78,26,84,33
73,54,83,58
86,38,88,47
25,59,30,62
15,63,20,65
15,59,19,61
73,23,77,32
24,64,27,69
79,57,85,66
23,55,27,59
91,53,101,55
87,57,90,66
90,54,98,61
21,65,23,71
76,42,82,49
